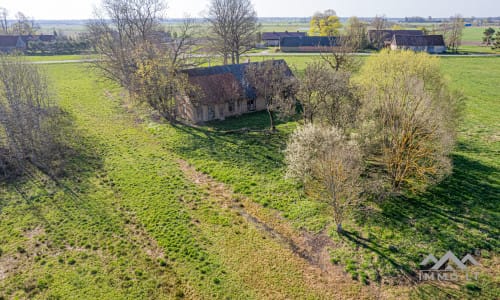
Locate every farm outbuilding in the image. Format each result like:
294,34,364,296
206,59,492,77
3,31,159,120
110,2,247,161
390,35,446,54
0,35,27,53
279,36,339,52
368,30,424,48
261,31,306,47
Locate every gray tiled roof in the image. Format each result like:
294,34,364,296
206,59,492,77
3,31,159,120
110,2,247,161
392,35,445,47
0,35,21,47
369,30,424,42
280,36,339,47
262,31,306,40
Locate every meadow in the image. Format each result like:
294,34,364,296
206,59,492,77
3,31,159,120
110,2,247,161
0,54,498,299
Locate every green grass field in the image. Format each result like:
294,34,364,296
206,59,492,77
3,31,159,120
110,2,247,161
462,27,500,43
22,55,91,62
0,55,498,299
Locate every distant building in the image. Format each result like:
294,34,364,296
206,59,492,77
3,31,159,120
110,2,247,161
38,34,57,43
261,31,306,46
0,35,27,53
390,35,446,54
368,30,424,48
0,34,57,53
179,60,292,123
279,36,339,52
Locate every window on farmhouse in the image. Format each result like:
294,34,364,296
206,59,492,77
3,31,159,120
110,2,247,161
228,102,234,112
208,105,215,120
247,100,256,111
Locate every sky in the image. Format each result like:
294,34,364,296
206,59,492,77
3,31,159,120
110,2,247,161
0,0,498,20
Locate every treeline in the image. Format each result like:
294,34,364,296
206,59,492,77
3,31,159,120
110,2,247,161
26,36,91,55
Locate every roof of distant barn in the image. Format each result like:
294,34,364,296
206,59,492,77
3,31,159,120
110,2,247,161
261,31,306,40
392,34,445,47
280,36,340,47
0,35,23,47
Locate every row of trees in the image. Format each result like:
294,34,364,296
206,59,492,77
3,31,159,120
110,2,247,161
26,37,91,55
284,50,463,232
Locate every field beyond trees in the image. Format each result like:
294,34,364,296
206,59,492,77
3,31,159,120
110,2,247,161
0,56,499,299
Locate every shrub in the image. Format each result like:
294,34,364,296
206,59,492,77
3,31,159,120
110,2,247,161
285,123,362,232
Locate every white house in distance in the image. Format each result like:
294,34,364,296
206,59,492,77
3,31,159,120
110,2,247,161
390,35,447,54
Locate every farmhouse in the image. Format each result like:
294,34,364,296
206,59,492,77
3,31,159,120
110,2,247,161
390,35,446,54
0,34,57,53
0,35,27,53
279,36,339,52
368,30,424,48
261,31,306,46
178,60,292,123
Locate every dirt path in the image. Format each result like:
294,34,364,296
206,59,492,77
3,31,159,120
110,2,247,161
178,159,379,298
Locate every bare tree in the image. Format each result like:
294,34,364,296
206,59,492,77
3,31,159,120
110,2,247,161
207,0,259,64
11,12,39,35
320,36,361,72
285,124,362,233
87,0,167,88
344,16,368,51
0,7,8,34
207,0,232,64
245,60,297,131
298,61,332,124
443,15,464,53
131,44,195,122
298,60,359,127
167,17,204,69
370,15,388,49
0,54,63,177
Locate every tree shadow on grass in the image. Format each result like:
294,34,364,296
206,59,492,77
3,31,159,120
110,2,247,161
341,230,415,276
350,150,499,280
169,112,292,177
0,110,105,214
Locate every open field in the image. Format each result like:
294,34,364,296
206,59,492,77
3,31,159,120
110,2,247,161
22,55,92,62
0,54,498,299
461,27,500,43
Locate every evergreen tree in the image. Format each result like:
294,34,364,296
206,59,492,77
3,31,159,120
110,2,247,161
493,31,500,49
482,27,495,46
